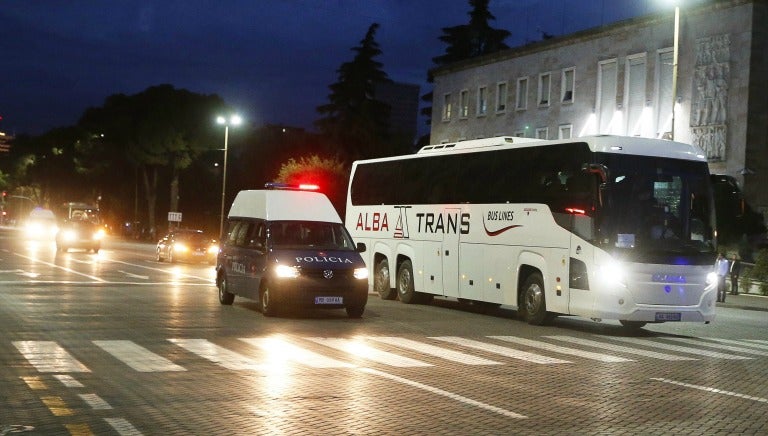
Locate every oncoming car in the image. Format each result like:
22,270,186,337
156,229,218,264
56,219,105,253
24,208,58,240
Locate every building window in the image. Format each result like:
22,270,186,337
516,77,528,110
597,59,618,134
561,68,575,103
558,124,573,139
459,89,469,118
496,82,508,113
536,127,548,139
625,54,647,136
656,49,674,138
477,86,488,116
538,73,551,106
442,93,452,121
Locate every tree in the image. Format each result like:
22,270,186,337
77,85,228,234
274,155,348,215
420,0,511,144
316,23,393,160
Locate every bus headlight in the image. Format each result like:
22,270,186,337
354,267,369,280
706,272,718,286
275,265,300,279
597,261,627,287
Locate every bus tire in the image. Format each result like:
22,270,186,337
397,260,418,304
521,272,549,325
619,320,647,330
218,273,234,305
374,258,396,300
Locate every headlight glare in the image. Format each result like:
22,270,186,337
354,267,369,280
706,272,718,285
597,260,627,286
275,265,300,279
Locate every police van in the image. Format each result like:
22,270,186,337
215,184,368,317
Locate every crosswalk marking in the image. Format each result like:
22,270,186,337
746,339,768,345
168,339,266,371
545,336,697,361
489,336,633,363
79,393,112,410
239,337,354,368
603,336,752,360
706,338,768,351
13,341,91,373
304,337,432,367
431,336,571,364
366,336,503,365
661,337,768,357
93,340,186,372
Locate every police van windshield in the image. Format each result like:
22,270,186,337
596,153,715,264
269,221,356,251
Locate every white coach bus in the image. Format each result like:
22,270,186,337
345,136,718,328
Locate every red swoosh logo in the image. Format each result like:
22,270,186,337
483,219,522,236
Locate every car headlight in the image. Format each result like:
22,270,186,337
25,223,41,236
354,267,369,280
94,228,106,240
274,265,300,279
173,243,189,252
62,230,77,242
596,260,627,287
706,272,718,286
208,244,220,255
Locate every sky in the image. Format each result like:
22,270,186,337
0,0,681,138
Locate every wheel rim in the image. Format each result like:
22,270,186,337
262,288,270,312
398,268,411,296
525,282,544,314
375,263,389,294
219,277,227,301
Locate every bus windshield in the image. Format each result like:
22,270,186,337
595,153,715,264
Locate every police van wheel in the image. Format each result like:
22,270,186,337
218,274,234,305
374,258,396,300
345,305,365,318
156,249,163,262
521,273,549,325
260,286,277,317
619,320,647,330
397,260,417,304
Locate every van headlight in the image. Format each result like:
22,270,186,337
706,272,718,285
61,230,77,242
94,229,106,240
275,265,300,279
354,267,369,280
597,260,627,287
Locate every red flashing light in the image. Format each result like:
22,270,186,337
298,184,319,191
565,207,586,215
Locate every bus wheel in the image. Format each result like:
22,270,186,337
374,258,396,300
619,320,647,330
397,260,417,304
260,286,277,317
522,273,549,325
218,273,234,305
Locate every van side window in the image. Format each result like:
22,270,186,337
225,220,242,246
249,222,266,249
235,222,253,247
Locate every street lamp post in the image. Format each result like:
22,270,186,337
671,5,680,140
216,114,242,240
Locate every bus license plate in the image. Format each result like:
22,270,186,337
655,312,682,322
315,296,343,304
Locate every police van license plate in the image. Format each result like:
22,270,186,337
655,312,682,321
315,296,343,304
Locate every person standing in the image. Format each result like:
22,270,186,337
730,254,741,295
715,252,730,303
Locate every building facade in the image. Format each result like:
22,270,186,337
431,0,768,216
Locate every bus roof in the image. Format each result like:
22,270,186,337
404,135,706,162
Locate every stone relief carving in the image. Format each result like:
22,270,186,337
691,34,729,161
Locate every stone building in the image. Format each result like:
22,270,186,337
430,0,768,216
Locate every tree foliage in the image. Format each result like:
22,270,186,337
316,23,393,160
274,154,348,214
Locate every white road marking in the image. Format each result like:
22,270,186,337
707,338,768,351
651,378,768,403
366,336,502,365
53,374,84,388
104,417,144,436
304,337,432,367
12,253,106,282
240,337,354,368
604,336,753,360
13,341,90,373
546,336,697,361
105,258,213,283
169,338,265,371
431,336,570,364
93,340,186,372
661,337,768,356
359,367,527,419
489,336,633,363
118,270,150,280
79,393,112,410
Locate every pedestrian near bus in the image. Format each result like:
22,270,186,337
730,254,741,295
715,252,730,303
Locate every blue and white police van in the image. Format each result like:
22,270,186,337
215,184,368,317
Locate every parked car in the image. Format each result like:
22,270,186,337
156,229,218,264
56,219,104,253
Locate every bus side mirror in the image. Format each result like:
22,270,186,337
356,242,367,253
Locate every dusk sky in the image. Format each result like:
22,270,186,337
1,0,686,137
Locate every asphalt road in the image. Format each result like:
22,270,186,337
1,230,767,435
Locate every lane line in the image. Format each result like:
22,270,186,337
13,341,91,373
40,396,73,416
304,337,432,367
489,336,633,363
54,374,84,388
104,418,144,436
93,340,186,372
79,393,112,410
366,336,503,365
104,258,213,283
359,367,527,419
431,336,571,364
604,336,752,360
661,337,768,356
546,336,697,361
651,378,768,403
706,338,768,350
240,337,354,368
12,253,106,282
20,376,48,390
